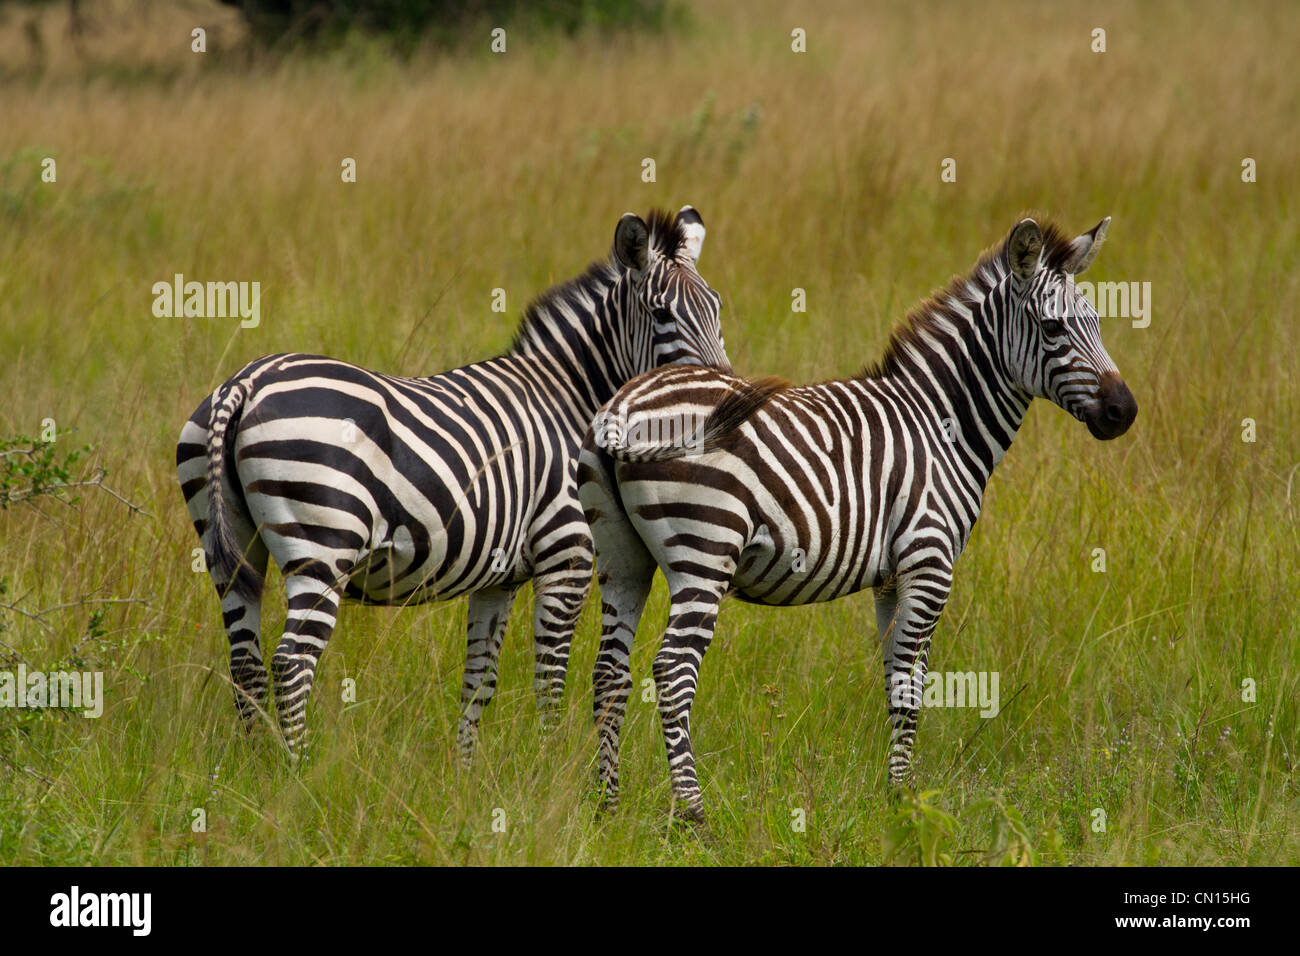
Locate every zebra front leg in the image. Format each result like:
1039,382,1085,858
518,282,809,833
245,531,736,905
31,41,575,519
878,566,951,785
271,567,342,758
457,584,520,763
580,459,657,813
530,563,591,733
590,549,656,813
653,571,731,824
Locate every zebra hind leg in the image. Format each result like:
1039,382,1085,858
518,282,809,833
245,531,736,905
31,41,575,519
270,565,343,758
653,568,733,825
457,584,520,764
218,544,269,728
199,488,270,731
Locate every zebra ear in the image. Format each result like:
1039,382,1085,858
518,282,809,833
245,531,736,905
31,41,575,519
613,213,650,273
676,205,706,266
1066,217,1110,276
1008,218,1044,282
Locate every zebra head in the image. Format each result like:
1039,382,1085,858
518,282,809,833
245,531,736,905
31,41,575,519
612,206,731,373
1004,217,1138,440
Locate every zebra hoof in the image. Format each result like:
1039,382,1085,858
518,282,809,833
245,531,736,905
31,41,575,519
456,726,479,768
886,774,917,803
282,736,307,764
593,778,619,816
671,801,706,826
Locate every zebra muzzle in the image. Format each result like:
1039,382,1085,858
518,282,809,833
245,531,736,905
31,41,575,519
1085,372,1137,440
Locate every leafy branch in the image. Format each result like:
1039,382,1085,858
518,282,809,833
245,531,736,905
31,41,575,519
0,431,149,516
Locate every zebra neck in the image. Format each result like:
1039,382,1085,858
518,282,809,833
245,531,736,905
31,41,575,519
885,298,1031,486
507,281,631,433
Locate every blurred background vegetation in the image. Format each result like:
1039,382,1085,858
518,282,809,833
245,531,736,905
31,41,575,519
1,0,675,66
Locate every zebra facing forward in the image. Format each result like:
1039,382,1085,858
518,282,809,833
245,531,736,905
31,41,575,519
177,206,729,757
578,216,1137,821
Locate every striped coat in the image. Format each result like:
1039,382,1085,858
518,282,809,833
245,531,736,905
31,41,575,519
578,216,1137,820
177,207,729,756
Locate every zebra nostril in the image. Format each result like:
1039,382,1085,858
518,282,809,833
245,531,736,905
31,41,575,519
1105,403,1124,422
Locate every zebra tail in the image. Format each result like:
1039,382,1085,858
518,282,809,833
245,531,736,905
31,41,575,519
205,381,263,602
606,375,789,462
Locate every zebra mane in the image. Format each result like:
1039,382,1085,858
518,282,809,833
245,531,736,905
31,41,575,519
682,217,1080,442
639,207,691,262
508,209,688,355
859,215,1078,380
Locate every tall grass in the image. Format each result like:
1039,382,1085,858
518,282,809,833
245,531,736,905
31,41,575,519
0,0,1296,864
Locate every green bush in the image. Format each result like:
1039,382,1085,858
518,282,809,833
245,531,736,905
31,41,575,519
217,0,672,49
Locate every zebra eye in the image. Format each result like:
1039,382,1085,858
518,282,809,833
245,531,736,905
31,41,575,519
652,307,673,324
1041,319,1066,338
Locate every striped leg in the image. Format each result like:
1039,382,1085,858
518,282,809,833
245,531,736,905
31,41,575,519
203,501,270,727
271,565,341,756
654,569,732,824
218,549,269,726
183,416,271,730
531,563,591,732
879,564,952,784
457,584,519,762
589,530,656,813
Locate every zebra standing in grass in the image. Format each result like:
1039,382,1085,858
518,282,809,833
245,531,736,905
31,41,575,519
577,216,1137,821
176,206,729,757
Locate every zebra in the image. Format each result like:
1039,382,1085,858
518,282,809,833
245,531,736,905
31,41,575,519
577,215,1137,821
176,206,729,758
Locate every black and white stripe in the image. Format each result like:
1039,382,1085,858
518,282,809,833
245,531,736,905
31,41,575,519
177,206,728,756
577,216,1137,820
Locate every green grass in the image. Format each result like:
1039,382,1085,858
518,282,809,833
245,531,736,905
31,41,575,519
0,0,1296,865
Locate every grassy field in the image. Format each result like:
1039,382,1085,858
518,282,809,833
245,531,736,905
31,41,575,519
0,0,1296,865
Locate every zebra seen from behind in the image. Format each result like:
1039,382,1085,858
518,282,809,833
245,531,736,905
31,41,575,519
577,215,1137,821
176,206,729,757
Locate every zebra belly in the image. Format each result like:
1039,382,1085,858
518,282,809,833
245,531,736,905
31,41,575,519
731,535,888,606
236,433,536,607
341,529,526,605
